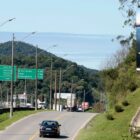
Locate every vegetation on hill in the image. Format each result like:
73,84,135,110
101,38,139,109
76,88,140,140
0,41,100,106
75,1,140,139
100,0,140,109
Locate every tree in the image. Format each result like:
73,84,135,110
119,0,137,28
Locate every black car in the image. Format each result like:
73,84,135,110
39,120,61,137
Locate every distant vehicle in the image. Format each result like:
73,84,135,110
66,105,77,112
38,102,46,109
77,107,83,112
39,120,61,137
26,103,33,108
82,102,89,110
67,96,75,108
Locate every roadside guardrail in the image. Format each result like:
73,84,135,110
130,107,140,139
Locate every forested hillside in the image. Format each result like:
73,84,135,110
100,0,140,109
101,38,140,108
0,41,100,106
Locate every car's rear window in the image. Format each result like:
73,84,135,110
42,121,57,126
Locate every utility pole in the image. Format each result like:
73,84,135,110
58,65,74,111
54,70,57,110
83,90,86,112
0,83,2,107
35,45,38,111
70,79,73,112
49,56,53,110
24,79,27,94
7,88,9,107
10,33,14,118
58,68,62,111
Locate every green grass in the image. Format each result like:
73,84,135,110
76,89,140,140
0,110,43,130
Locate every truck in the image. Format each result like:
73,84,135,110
81,102,89,110
37,99,46,109
67,95,76,111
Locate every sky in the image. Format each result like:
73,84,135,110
0,0,131,69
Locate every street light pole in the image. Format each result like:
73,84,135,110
58,68,62,111
70,79,73,112
0,83,2,107
54,70,57,110
49,56,53,110
35,45,38,111
0,18,15,112
83,90,86,112
10,33,15,118
58,65,74,111
36,45,56,110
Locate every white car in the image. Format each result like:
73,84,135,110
77,107,83,112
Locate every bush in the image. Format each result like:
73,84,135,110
122,100,129,106
93,102,105,113
106,113,114,120
115,105,124,112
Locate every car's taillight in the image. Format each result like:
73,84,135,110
53,127,57,130
40,126,45,130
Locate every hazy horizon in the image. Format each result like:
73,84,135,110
0,32,122,70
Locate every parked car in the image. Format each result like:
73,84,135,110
39,120,61,137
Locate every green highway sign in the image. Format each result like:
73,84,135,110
0,65,16,81
18,68,44,80
37,69,44,80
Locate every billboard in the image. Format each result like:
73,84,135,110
136,8,140,71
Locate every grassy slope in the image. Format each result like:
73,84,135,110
0,110,43,130
76,89,140,140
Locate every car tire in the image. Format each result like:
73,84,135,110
56,133,60,137
39,133,43,137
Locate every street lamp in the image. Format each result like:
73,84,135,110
0,18,16,118
70,79,74,112
35,45,38,111
83,90,86,112
18,32,36,41
10,32,36,118
48,45,57,110
58,64,74,111
34,45,57,110
0,18,15,117
10,33,15,118
0,18,15,27
49,56,53,110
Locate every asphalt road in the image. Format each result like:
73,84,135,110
0,111,96,140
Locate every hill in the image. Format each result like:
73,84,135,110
0,41,100,106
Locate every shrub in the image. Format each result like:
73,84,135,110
106,113,114,120
122,100,129,106
93,102,105,113
115,105,124,112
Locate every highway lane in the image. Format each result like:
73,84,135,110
0,111,97,140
